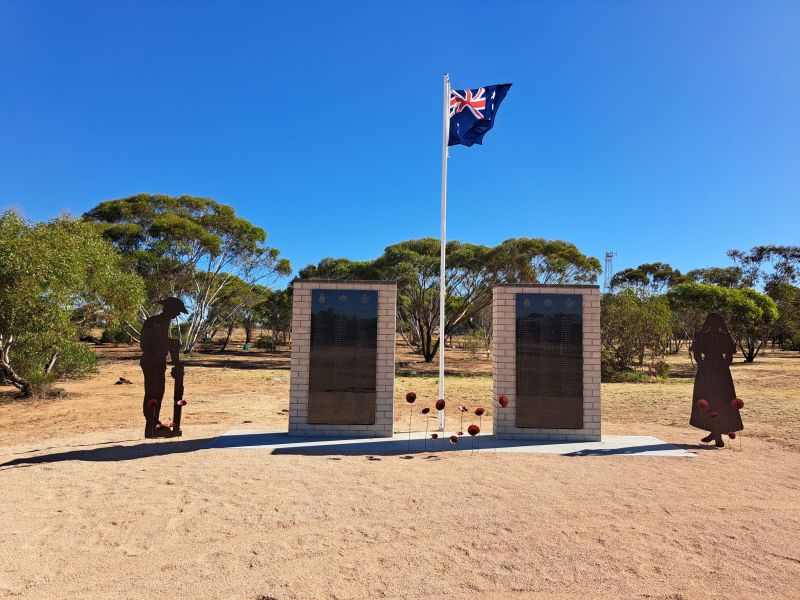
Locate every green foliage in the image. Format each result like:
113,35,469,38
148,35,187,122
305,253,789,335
610,262,689,295
0,211,144,396
252,289,292,342
601,289,673,379
101,324,136,344
297,257,381,280
666,282,778,362
728,245,800,287
83,194,291,351
254,334,277,351
686,266,746,288
766,282,800,350
491,238,602,285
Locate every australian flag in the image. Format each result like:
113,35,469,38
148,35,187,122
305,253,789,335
449,83,511,147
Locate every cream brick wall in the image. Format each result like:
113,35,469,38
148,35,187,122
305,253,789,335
492,285,601,442
288,280,396,437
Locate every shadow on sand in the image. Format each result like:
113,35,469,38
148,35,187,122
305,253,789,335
203,431,699,458
0,437,214,470
0,432,703,469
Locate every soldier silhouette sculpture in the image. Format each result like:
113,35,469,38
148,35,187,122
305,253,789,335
140,297,188,438
690,312,743,448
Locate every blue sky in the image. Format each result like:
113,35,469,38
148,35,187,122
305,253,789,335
1,0,798,283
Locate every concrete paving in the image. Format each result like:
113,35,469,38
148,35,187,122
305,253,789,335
205,430,698,457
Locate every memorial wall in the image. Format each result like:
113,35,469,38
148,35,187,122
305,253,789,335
289,280,396,437
493,285,601,442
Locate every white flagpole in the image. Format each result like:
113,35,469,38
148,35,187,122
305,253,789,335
438,73,450,432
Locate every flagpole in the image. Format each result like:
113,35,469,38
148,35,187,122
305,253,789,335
438,73,450,432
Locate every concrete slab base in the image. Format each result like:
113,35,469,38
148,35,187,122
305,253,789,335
205,430,697,457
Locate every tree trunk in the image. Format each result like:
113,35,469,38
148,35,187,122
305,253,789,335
0,358,32,397
244,321,254,346
221,323,235,352
45,352,58,375
738,337,764,363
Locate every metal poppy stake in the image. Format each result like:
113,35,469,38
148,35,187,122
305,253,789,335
731,397,745,452
467,424,480,454
494,395,509,455
475,407,485,430
435,399,446,451
405,392,417,452
696,399,710,446
474,407,486,452
146,399,159,436
458,405,468,439
421,407,431,451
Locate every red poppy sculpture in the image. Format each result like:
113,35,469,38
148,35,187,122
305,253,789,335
728,431,736,439
467,424,481,453
497,395,509,408
449,435,459,445
731,398,745,410
696,399,710,411
436,399,446,411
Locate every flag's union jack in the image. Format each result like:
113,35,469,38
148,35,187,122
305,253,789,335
448,83,511,147
449,88,487,119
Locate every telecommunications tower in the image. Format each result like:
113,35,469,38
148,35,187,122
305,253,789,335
603,250,616,292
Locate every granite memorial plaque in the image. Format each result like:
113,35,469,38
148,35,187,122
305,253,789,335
308,289,378,425
515,293,583,428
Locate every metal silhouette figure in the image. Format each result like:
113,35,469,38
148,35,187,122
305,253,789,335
140,297,188,438
690,312,743,447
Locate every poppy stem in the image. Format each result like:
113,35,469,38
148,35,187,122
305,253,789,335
424,418,429,452
408,406,413,453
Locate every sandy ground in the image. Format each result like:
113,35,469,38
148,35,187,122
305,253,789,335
1,341,799,599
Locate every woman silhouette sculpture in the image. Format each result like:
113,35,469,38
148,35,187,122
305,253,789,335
690,312,743,447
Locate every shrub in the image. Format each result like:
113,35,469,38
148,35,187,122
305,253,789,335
649,360,670,379
255,334,277,351
100,325,133,344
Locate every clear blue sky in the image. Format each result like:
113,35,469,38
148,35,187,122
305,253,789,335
1,0,798,282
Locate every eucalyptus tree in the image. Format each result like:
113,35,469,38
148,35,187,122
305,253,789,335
84,194,291,352
667,282,778,362
728,245,800,287
609,262,689,296
0,211,144,396
686,266,746,288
